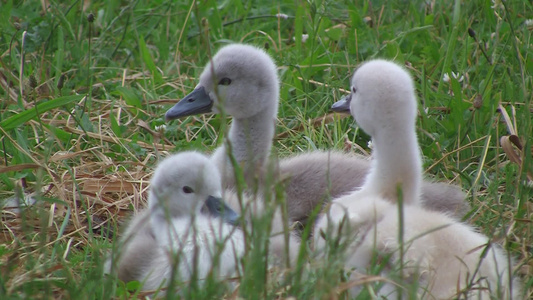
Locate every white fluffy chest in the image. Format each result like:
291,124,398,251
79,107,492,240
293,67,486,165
155,217,245,281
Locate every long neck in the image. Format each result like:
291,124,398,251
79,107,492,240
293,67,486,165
363,126,422,205
230,106,276,166
212,104,277,186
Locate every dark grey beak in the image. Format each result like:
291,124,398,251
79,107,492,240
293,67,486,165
165,86,214,121
203,196,240,226
331,93,352,113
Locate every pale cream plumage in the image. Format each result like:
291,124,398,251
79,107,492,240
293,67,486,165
108,152,244,291
314,59,521,299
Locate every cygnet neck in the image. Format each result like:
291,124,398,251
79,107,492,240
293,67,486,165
364,125,422,205
227,103,277,174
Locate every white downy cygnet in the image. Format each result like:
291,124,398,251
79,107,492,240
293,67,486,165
164,44,469,225
314,60,521,299
110,152,244,291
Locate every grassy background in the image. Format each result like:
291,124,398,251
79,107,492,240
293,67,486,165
0,0,532,298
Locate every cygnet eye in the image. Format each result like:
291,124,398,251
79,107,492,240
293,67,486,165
182,186,194,194
218,78,232,86
352,87,357,93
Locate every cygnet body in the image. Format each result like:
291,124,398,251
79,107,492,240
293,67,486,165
165,44,469,225
110,152,244,291
314,60,521,299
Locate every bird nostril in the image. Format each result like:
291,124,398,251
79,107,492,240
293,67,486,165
187,98,195,103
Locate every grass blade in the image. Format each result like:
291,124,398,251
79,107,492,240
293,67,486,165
0,95,85,130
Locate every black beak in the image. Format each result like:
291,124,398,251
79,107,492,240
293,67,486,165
165,86,214,121
331,93,352,113
203,196,240,226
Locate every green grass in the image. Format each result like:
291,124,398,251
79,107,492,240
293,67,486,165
0,0,532,298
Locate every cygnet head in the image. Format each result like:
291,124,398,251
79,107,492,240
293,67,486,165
332,60,417,137
165,44,279,120
148,152,239,225
350,60,417,136
331,60,422,204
